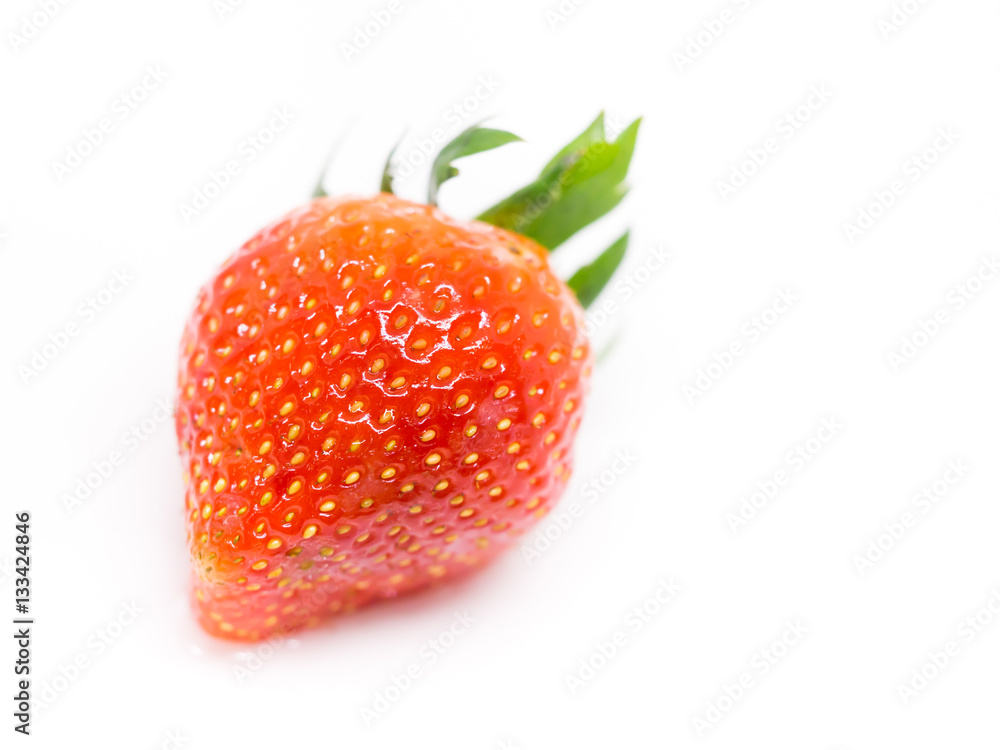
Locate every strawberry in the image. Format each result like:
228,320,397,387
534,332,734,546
177,114,640,640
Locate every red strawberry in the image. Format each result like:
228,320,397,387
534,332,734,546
177,115,640,639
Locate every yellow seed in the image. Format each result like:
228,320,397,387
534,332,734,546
489,487,503,497
437,366,452,379
336,525,351,535
259,491,274,506
481,357,497,370
419,429,436,442
494,386,509,399
464,453,479,465
434,480,449,492
475,471,489,482
507,442,520,454
450,495,465,506
401,482,415,493
425,453,442,466
267,538,282,550
455,394,469,408
516,460,530,471
258,440,272,455
381,467,397,479
319,500,336,512
370,358,385,373
411,339,427,351
344,471,360,485
409,505,423,514
532,413,546,427
314,321,329,337
251,561,267,571
300,360,314,376
497,418,512,431
213,478,226,492
465,425,478,437
303,525,318,539
287,480,303,495
548,351,562,364
416,402,431,417
339,373,352,389
290,451,306,466
390,376,405,389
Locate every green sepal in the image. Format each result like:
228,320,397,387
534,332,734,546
381,140,402,195
477,115,641,251
567,231,629,309
428,125,522,205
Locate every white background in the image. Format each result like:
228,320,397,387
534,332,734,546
2,0,999,747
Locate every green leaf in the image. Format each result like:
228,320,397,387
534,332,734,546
380,141,401,195
428,125,522,205
567,231,629,309
477,116,641,251
539,112,605,175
